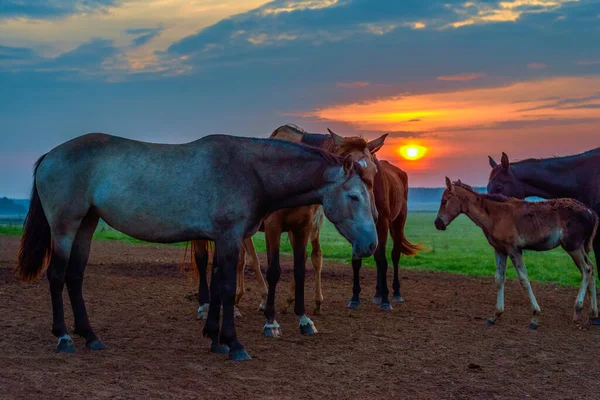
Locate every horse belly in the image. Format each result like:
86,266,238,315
524,229,562,251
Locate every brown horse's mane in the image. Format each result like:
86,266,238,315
453,180,511,203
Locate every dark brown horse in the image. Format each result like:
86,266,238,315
488,150,600,285
16,133,378,361
436,178,598,329
301,130,423,311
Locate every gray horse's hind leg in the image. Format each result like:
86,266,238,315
47,225,81,353
203,258,227,354
66,211,105,350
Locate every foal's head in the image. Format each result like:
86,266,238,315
487,152,526,198
434,178,472,230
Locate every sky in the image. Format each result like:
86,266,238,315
1,0,599,197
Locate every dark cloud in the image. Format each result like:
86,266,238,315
0,0,117,20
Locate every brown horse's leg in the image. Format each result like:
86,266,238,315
291,227,317,335
233,244,246,319
194,240,210,320
66,210,104,350
243,237,267,311
509,252,541,329
311,233,324,315
263,225,283,338
373,219,391,311
568,249,593,325
487,251,508,326
283,232,296,313
390,211,408,303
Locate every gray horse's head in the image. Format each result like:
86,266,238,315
322,157,378,258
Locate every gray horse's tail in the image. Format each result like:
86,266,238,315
16,154,52,281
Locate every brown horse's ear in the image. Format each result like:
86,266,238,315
488,156,497,168
327,129,344,146
445,177,453,191
343,155,354,174
367,134,388,154
501,152,510,169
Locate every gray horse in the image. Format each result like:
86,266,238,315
17,133,378,361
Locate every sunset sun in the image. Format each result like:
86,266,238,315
399,145,427,161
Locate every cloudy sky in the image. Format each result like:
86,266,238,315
1,0,599,197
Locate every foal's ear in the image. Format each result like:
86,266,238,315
445,177,453,191
367,133,388,154
488,156,498,168
501,152,510,169
327,128,344,146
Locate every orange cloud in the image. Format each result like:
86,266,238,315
437,72,487,81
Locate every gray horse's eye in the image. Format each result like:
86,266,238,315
349,193,360,201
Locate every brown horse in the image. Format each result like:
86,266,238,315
296,129,423,311
435,178,599,329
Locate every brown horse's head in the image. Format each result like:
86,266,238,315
487,152,526,198
435,177,469,230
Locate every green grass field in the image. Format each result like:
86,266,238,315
1,212,595,287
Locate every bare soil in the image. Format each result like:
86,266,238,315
1,236,599,399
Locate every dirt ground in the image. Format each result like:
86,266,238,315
1,236,600,399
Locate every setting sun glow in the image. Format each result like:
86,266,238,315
399,145,427,161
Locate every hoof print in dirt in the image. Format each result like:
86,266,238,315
347,300,360,310
56,336,76,354
86,339,106,351
229,349,252,361
210,342,230,354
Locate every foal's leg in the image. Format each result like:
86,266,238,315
291,228,317,335
243,237,268,311
487,251,508,326
509,252,541,329
347,258,362,309
585,254,599,323
65,211,104,350
194,240,210,320
567,249,592,324
311,233,324,315
374,220,392,311
214,239,250,361
263,227,282,338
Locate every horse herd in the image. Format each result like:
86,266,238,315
15,125,600,361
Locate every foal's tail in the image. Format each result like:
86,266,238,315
16,154,52,281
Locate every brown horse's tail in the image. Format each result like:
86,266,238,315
397,232,425,256
16,154,52,281
586,209,599,255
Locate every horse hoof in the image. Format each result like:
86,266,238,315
300,323,318,336
313,307,322,316
372,296,382,305
263,321,281,338
210,342,230,354
86,339,106,351
591,317,600,326
529,322,538,330
486,319,495,327
380,303,393,312
391,295,404,303
234,307,242,319
229,349,252,361
257,301,266,312
347,300,360,310
56,336,76,354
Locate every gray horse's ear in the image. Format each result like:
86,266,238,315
343,155,354,174
501,152,510,169
488,156,497,168
327,129,344,146
367,134,388,154
445,177,453,191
